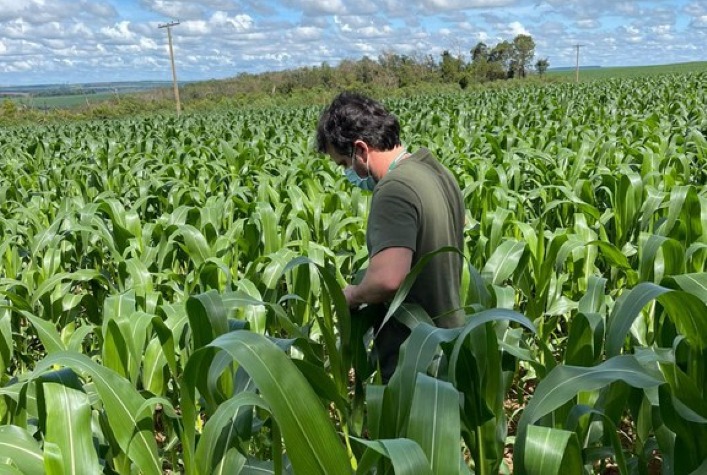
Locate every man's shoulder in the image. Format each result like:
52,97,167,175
394,149,457,187
373,175,420,207
399,148,448,175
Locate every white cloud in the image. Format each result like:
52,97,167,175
210,11,253,30
382,0,407,9
100,21,137,43
140,0,204,19
41,39,70,50
357,25,394,38
54,58,78,67
0,0,114,24
1,60,35,73
685,2,706,16
686,3,707,29
80,1,118,19
283,0,348,15
651,24,672,36
0,0,704,85
243,52,290,62
3,18,29,38
0,1,30,22
351,41,378,54
619,24,643,44
336,15,374,29
542,0,643,22
286,26,322,41
180,19,212,35
616,2,640,16
422,0,515,10
576,19,599,29
508,21,530,37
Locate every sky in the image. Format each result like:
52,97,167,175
0,0,705,86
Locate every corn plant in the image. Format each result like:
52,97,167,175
0,71,705,473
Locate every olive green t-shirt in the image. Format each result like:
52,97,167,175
367,148,465,328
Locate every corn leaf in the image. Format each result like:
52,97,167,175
0,426,44,475
353,438,432,475
514,355,663,474
30,352,161,475
184,331,351,474
523,426,583,475
406,373,461,474
41,382,101,474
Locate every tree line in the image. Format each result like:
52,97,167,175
1,34,550,124
460,35,549,85
183,34,549,100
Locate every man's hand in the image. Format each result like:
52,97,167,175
343,284,362,308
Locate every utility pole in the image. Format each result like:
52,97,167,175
573,44,584,83
158,20,181,116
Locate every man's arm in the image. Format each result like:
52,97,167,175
344,247,413,308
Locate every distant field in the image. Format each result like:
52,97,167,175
547,61,707,80
2,81,174,110
11,92,119,109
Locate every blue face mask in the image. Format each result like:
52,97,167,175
345,167,376,191
344,147,408,191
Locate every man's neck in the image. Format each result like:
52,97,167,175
372,145,408,180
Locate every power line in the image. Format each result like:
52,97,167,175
158,20,181,116
573,44,585,83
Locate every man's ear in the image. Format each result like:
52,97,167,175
353,140,369,163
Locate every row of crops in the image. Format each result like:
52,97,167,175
0,72,705,474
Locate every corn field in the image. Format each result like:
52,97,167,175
0,72,706,474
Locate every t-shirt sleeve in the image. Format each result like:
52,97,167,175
367,179,420,257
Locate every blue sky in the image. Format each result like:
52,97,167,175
0,0,705,86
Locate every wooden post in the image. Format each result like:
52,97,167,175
159,20,181,116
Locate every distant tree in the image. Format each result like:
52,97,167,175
440,50,463,83
471,42,489,63
356,56,378,84
511,34,536,78
319,62,333,87
335,59,359,88
535,58,550,76
378,51,416,87
467,42,510,83
489,40,514,77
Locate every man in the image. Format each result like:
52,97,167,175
316,91,465,382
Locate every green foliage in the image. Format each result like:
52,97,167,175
535,58,550,76
0,71,705,473
511,34,536,78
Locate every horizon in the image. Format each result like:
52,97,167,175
2,60,705,91
1,0,705,87
0,62,610,90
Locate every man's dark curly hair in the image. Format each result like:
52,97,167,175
316,92,401,156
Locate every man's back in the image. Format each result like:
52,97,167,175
367,147,465,328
